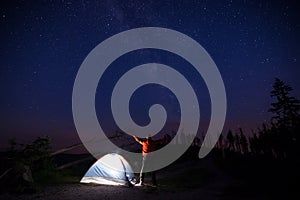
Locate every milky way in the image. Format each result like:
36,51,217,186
0,0,299,149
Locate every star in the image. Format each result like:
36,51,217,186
0,0,299,152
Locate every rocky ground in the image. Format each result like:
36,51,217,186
0,158,266,200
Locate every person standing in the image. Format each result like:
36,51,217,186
133,135,165,186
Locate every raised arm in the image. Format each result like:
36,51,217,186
133,135,143,145
152,136,166,145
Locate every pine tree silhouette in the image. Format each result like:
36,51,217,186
269,78,300,128
226,130,235,151
268,78,300,158
239,128,248,154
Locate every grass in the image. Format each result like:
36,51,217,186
33,169,81,185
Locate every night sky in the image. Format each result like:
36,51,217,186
1,0,299,150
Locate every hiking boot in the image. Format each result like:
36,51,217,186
135,182,144,186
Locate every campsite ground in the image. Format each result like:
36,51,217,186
0,156,268,200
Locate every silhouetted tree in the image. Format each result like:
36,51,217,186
3,136,52,193
186,134,192,145
269,78,300,158
217,134,224,149
180,131,186,145
172,131,178,145
239,128,248,154
269,78,300,128
234,133,241,152
249,133,260,155
193,136,201,146
164,133,172,144
226,130,235,151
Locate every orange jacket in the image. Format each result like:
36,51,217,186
134,137,162,156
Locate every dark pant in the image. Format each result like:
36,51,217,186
140,156,157,185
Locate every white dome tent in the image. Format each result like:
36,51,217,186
80,153,136,186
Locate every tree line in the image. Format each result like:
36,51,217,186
214,78,299,160
172,78,299,160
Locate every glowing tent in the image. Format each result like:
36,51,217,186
80,153,136,186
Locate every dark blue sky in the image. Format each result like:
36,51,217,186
0,0,299,150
